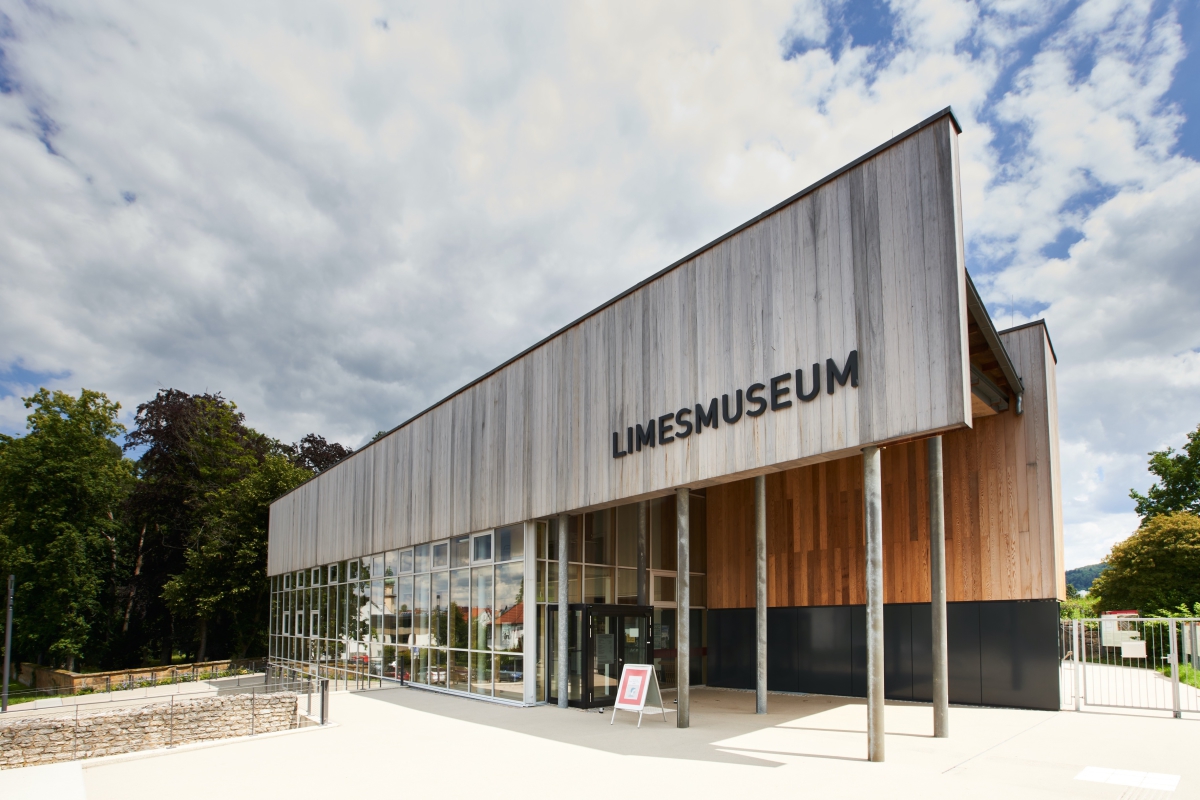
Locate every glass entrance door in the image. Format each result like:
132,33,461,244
549,604,652,708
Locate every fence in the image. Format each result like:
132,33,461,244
0,677,331,770
1059,617,1200,717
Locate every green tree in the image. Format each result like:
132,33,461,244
163,453,309,659
1091,512,1200,614
1130,424,1200,520
0,389,134,670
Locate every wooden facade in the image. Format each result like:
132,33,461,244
706,322,1064,606
268,109,975,576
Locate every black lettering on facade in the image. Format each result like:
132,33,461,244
722,390,743,424
675,407,693,438
827,349,859,393
636,420,656,451
797,363,820,401
658,413,675,445
746,383,767,417
770,373,792,411
612,431,628,458
695,399,718,432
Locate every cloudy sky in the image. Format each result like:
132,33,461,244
1,0,1197,568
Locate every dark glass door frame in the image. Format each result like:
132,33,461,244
550,603,653,709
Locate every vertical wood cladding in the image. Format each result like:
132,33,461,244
268,111,972,575
707,322,1062,605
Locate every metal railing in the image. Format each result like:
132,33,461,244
1,660,271,709
1060,617,1200,717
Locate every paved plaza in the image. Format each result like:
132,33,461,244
2,686,1196,799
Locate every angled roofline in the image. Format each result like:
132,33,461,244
999,319,1058,364
965,271,1026,399
276,106,964,501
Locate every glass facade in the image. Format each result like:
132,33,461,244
269,523,526,702
533,492,707,700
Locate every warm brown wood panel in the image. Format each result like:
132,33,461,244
707,321,1063,607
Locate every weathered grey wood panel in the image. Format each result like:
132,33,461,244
268,111,972,575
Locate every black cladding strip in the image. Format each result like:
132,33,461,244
612,350,859,458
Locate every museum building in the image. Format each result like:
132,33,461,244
266,107,1065,717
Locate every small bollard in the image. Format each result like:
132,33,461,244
319,678,329,725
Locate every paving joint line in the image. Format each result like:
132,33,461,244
941,712,1057,774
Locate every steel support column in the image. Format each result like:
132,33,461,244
928,436,949,738
755,475,767,714
863,446,885,762
557,513,569,709
675,488,690,728
637,501,649,606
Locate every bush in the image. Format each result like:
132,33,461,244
1092,512,1200,614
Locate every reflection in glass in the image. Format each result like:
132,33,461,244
650,495,677,571
396,647,412,682
431,648,447,688
449,650,469,692
371,555,384,579
431,571,449,647
472,533,492,562
385,550,398,577
617,568,637,604
536,561,545,603
349,560,358,581
414,544,430,573
584,566,614,604
432,542,449,570
412,647,428,684
495,655,523,701
616,504,637,567
399,549,413,573
653,575,675,604
449,568,470,649
384,578,397,642
396,576,413,645
494,562,524,652
414,574,430,647
370,580,383,641
470,651,492,696
451,535,470,568
495,524,524,562
585,510,614,565
471,568,493,650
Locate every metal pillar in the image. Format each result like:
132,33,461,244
1170,619,1181,719
755,475,767,714
1072,619,1082,711
863,446,885,762
637,501,649,606
557,514,569,709
2,574,12,713
927,437,948,738
675,488,690,728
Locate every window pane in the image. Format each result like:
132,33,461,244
384,578,397,642
473,533,492,563
495,524,524,562
449,650,469,692
585,510,615,565
617,568,637,604
536,521,548,560
396,647,412,683
385,550,398,577
414,544,430,573
432,542,449,570
370,580,383,642
470,651,493,696
495,655,523,701
399,549,413,573
431,571,449,647
371,555,384,579
412,647,428,684
397,576,413,646
616,504,638,567
349,560,359,581
653,575,675,604
328,563,338,584
690,575,706,608
431,648,447,688
414,574,430,647
584,566,614,604
451,535,470,568
471,568,493,650
494,562,524,652
536,561,546,603
651,495,677,571
450,568,470,648
569,563,581,603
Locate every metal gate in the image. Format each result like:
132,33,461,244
1060,617,1200,716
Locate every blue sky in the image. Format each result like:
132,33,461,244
0,0,1197,568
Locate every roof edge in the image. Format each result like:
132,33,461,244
999,319,1058,364
965,272,1025,396
273,106,965,505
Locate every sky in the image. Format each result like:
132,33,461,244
1,0,1197,569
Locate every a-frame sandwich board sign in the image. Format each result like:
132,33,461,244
610,664,669,727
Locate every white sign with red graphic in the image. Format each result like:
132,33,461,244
611,664,669,727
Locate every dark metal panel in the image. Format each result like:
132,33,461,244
910,602,933,702
948,602,982,705
850,604,867,697
767,607,800,693
883,604,913,700
707,608,754,690
797,606,855,697
979,600,1060,710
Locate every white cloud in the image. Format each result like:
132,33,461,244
0,0,1194,570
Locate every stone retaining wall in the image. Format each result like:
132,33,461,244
0,692,298,769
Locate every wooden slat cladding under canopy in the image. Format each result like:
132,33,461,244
706,322,1063,606
268,109,974,575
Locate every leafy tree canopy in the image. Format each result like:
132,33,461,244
0,389,133,669
1091,511,1200,614
1130,423,1200,520
286,433,352,474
